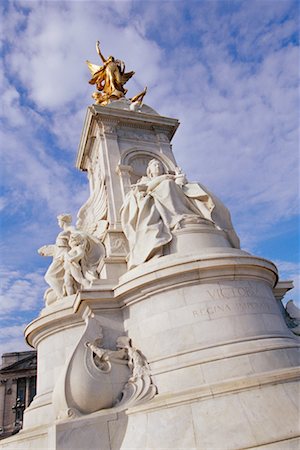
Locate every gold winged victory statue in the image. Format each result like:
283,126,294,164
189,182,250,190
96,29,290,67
86,41,135,106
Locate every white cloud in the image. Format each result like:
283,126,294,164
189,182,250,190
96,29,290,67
0,267,45,316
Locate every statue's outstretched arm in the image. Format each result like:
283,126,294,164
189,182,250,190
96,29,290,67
96,40,106,63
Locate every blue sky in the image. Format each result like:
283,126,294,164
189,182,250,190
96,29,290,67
0,0,299,355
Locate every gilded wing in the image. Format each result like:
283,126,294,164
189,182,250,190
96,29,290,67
120,70,135,85
86,60,106,85
130,86,147,103
86,60,102,76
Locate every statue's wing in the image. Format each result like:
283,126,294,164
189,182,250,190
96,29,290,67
86,60,102,76
130,87,147,103
76,173,108,241
120,70,135,85
86,60,106,85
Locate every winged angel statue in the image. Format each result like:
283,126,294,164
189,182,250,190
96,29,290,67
39,167,108,305
86,41,135,106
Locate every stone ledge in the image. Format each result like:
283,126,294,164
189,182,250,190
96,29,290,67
127,366,300,414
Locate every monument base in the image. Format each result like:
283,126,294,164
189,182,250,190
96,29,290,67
1,249,299,450
1,377,299,450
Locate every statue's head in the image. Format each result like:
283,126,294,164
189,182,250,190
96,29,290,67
57,214,72,228
147,159,165,178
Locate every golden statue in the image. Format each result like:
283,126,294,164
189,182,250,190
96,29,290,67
86,41,135,106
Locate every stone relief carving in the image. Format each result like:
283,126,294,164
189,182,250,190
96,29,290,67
117,128,155,142
120,159,240,268
52,316,156,420
86,335,156,408
38,214,105,305
100,121,117,135
76,157,108,240
110,235,128,254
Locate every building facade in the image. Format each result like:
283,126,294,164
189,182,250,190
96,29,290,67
0,351,36,440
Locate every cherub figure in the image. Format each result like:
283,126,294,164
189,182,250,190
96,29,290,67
63,232,91,296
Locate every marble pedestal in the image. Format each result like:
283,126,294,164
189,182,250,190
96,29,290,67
1,243,299,450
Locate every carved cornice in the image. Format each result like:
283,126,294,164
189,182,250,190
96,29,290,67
115,252,279,306
76,106,179,171
98,118,119,137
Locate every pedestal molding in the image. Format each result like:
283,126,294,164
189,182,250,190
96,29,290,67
127,366,300,414
149,336,299,373
116,253,278,305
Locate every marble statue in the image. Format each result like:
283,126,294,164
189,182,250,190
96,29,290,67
86,41,135,106
120,159,240,268
85,335,152,382
52,317,156,418
116,337,151,381
38,214,105,303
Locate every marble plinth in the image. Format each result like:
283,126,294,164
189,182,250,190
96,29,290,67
1,248,299,450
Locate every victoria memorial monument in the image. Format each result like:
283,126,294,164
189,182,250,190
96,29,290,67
1,42,299,450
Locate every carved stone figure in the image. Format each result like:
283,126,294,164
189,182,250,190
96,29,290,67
85,335,127,373
86,41,135,106
116,337,151,381
63,232,92,296
120,159,240,268
38,214,105,303
85,334,157,410
52,316,156,419
38,214,74,301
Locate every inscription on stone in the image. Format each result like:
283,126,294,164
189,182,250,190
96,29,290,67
192,301,273,319
191,282,276,320
206,282,272,301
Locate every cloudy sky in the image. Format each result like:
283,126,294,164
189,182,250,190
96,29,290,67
0,0,299,356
